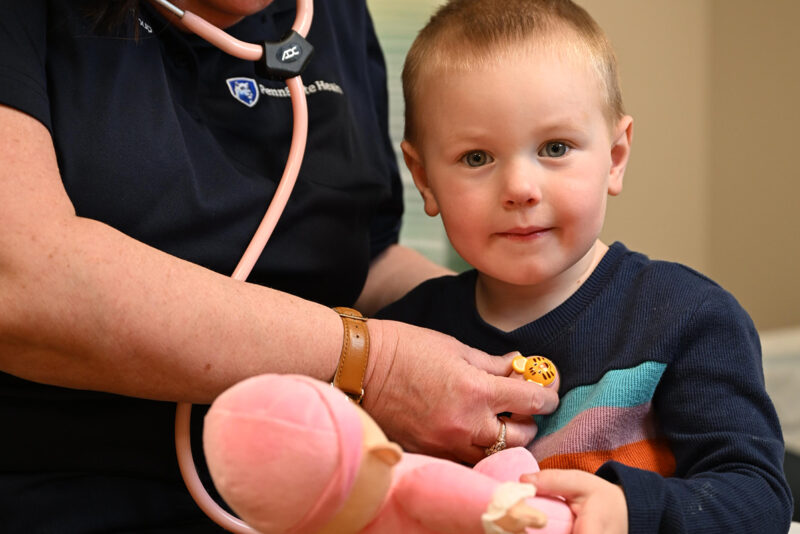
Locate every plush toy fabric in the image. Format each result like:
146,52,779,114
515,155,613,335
365,448,574,534
203,374,574,534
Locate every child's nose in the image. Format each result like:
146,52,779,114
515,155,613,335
501,161,541,209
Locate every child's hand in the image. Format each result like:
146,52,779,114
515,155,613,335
520,470,628,534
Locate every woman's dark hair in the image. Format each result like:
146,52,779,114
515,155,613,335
83,0,141,34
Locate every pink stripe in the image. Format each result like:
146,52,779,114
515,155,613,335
531,403,660,461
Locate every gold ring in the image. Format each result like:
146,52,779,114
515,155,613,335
484,420,507,456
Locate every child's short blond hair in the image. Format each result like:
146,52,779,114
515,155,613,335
402,0,625,142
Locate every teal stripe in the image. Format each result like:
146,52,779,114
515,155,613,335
535,361,667,438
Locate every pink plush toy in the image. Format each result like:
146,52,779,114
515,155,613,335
203,374,574,534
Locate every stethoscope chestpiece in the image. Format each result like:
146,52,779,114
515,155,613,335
257,31,314,80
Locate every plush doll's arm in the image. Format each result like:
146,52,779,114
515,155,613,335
482,482,546,533
381,457,540,534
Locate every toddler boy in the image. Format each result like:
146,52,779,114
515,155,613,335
378,0,793,532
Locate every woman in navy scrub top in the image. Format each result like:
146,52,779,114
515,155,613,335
0,1,559,531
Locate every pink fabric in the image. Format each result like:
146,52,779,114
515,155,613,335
203,374,363,534
361,453,499,533
473,446,540,481
361,449,573,534
205,375,574,534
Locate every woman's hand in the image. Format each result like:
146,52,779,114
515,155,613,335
361,319,559,465
521,470,628,534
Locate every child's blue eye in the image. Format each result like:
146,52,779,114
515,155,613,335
539,142,570,158
462,150,493,167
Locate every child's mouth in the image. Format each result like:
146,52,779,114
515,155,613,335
497,226,550,241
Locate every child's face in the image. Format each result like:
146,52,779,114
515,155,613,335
403,44,632,290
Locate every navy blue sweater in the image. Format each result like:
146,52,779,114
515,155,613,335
378,242,793,533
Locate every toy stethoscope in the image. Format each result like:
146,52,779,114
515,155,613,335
151,0,315,532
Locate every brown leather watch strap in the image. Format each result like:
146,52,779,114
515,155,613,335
331,307,369,404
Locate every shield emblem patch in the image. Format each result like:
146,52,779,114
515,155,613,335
226,77,260,108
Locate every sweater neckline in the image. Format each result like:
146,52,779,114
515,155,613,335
466,242,629,345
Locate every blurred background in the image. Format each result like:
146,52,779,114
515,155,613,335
366,0,799,519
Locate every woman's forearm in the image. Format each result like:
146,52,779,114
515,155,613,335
1,214,345,403
0,105,343,403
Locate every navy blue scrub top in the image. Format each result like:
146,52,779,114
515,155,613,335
0,1,402,531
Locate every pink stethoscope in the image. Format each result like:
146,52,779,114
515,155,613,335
151,0,314,532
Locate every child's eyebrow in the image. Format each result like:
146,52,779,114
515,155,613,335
529,117,590,138
437,128,493,147
533,110,589,129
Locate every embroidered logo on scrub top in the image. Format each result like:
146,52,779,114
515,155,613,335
226,78,260,108
225,77,344,106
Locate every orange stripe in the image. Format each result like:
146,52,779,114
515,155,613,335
538,438,676,477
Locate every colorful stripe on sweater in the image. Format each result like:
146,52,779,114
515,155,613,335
530,361,675,476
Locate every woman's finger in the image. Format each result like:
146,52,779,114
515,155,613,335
489,373,560,417
501,414,538,448
462,349,519,376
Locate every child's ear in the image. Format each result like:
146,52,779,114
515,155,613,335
368,441,403,467
401,140,440,217
608,115,633,196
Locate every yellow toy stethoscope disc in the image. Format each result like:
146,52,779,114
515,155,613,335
511,354,558,387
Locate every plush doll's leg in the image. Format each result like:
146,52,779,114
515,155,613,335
474,447,540,482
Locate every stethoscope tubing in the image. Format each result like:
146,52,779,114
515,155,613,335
158,1,314,531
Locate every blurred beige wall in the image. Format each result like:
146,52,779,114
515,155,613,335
580,0,711,273
707,1,800,331
579,0,800,331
